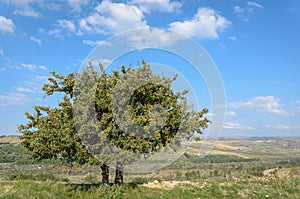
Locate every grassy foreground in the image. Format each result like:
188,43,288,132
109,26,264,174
1,175,299,199
1,137,299,198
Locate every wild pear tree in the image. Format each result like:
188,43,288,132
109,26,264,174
19,60,210,185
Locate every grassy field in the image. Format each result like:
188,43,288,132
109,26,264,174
0,136,299,198
0,174,299,198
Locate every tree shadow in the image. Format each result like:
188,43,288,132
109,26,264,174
67,182,140,191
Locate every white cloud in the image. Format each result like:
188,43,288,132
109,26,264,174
0,67,6,72
67,0,90,12
98,59,112,66
48,19,81,36
226,111,236,116
234,1,263,22
129,0,182,13
169,7,231,39
30,36,42,45
89,58,112,68
229,96,287,115
0,16,15,33
15,80,41,93
122,27,179,49
2,0,41,18
21,63,47,71
79,0,148,34
223,122,254,130
229,36,236,41
21,63,36,70
247,1,263,9
206,112,214,116
35,75,48,80
58,19,76,32
266,124,300,130
0,92,35,107
13,8,40,18
15,87,34,93
39,65,47,70
82,40,111,47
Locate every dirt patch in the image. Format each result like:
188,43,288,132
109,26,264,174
1,185,15,194
208,150,251,159
254,140,274,143
142,180,198,189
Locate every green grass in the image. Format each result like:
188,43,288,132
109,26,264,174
1,175,299,199
1,137,300,198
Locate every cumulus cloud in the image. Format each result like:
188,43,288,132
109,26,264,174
0,92,36,107
48,19,79,36
226,111,237,116
58,19,76,32
79,0,148,34
67,0,90,12
169,7,231,39
21,63,47,71
14,80,42,93
35,75,48,80
122,27,179,48
98,59,112,66
13,8,40,18
234,1,263,22
82,40,111,47
0,16,15,33
15,87,34,93
2,0,42,18
223,122,254,130
38,65,47,70
229,96,287,115
129,0,182,13
30,36,42,45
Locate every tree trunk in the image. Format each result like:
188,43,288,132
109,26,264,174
101,163,109,185
114,162,124,185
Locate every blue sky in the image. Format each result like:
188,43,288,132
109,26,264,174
0,0,299,137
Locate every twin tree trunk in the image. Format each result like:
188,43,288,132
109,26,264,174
114,162,124,185
100,162,124,185
101,163,109,185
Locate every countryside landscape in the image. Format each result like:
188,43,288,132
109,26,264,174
0,135,299,198
1,0,300,198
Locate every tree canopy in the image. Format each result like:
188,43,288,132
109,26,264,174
19,60,210,185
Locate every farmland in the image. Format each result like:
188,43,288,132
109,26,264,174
0,136,299,198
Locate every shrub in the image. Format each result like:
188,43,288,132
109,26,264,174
6,173,69,182
84,174,99,184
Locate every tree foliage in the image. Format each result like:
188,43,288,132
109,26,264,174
19,76,98,166
19,60,210,185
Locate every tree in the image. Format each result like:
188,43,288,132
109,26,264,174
19,60,210,185
18,96,99,167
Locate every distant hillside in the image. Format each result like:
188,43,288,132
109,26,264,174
218,136,300,140
0,136,21,144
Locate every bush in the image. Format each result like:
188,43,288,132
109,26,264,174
185,170,200,180
246,167,264,177
84,174,99,184
6,173,69,182
131,177,151,185
0,143,30,163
